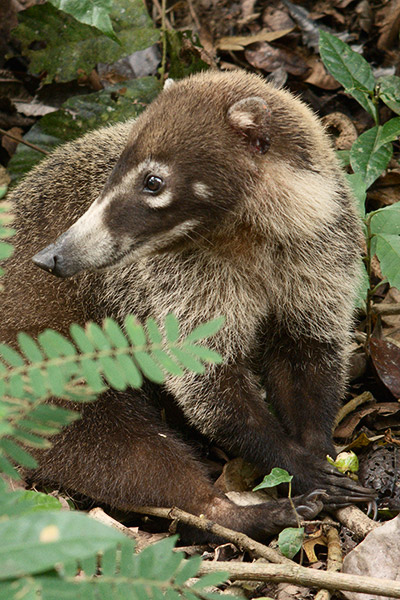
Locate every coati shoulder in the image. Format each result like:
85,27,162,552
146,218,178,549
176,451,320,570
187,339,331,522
2,70,374,540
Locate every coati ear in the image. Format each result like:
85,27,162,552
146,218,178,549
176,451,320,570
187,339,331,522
227,97,271,154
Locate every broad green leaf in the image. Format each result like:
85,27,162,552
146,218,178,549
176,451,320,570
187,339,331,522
336,149,350,167
354,261,369,310
319,30,377,121
0,511,125,579
133,351,165,383
164,314,180,343
253,467,293,491
170,348,205,374
0,242,13,260
378,75,400,115
278,527,304,559
48,0,119,43
345,173,367,217
186,316,225,342
115,354,143,388
125,315,147,346
370,202,400,235
13,1,159,84
17,491,62,512
376,117,400,147
8,77,159,181
374,233,400,289
0,439,37,469
350,127,393,188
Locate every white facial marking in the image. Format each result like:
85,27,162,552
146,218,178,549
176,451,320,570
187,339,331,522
68,196,114,266
193,182,211,199
143,189,173,209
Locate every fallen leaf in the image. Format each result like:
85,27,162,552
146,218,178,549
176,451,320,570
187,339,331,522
245,42,310,76
304,56,341,90
370,338,400,398
376,0,400,50
217,28,294,51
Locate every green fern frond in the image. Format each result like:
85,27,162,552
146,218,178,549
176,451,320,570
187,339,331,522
0,200,15,286
0,314,224,478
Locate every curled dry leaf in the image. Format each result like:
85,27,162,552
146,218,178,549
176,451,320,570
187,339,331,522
334,403,400,438
245,42,310,76
217,28,294,51
375,0,400,50
321,112,358,149
304,57,341,90
370,337,400,398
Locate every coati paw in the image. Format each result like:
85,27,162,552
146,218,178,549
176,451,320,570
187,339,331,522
292,488,327,520
318,463,376,509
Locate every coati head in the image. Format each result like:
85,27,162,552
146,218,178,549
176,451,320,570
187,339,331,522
32,71,332,278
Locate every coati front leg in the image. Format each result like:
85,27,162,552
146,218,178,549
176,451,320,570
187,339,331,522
165,361,374,507
29,388,324,541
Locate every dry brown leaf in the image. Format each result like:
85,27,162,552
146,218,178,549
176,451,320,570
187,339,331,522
376,0,400,50
334,403,400,438
304,57,341,90
245,42,310,76
370,338,400,398
217,28,294,51
303,530,327,563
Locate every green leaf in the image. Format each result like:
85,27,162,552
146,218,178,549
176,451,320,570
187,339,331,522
125,315,147,346
164,314,180,343
0,344,24,367
133,351,165,383
103,318,128,348
13,1,159,84
80,357,105,392
170,348,205,374
0,511,125,579
374,233,400,289
253,467,293,491
17,491,62,512
319,30,377,120
69,323,95,353
354,261,369,310
376,117,400,147
336,149,350,167
0,439,37,469
345,173,367,217
152,349,184,376
186,316,225,342
0,186,8,200
28,367,47,397
0,454,20,479
38,329,77,358
99,356,127,390
378,75,400,115
174,555,203,586
183,343,223,364
17,333,44,363
191,572,230,589
146,317,163,344
370,202,400,235
48,0,119,43
115,354,143,388
350,127,393,188
86,322,111,350
0,242,13,260
278,527,304,559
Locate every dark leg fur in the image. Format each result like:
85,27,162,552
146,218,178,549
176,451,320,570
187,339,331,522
28,389,324,541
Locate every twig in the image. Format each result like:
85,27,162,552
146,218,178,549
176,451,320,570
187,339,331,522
159,0,168,83
314,517,343,600
334,505,380,541
372,303,400,316
187,0,202,31
197,561,400,598
0,127,49,155
152,0,172,29
334,391,374,428
131,505,293,564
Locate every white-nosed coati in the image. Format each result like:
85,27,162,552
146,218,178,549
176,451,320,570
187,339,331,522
2,70,374,540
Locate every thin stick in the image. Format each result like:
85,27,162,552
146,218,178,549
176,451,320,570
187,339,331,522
0,127,49,155
314,518,343,600
131,505,293,564
197,561,400,598
334,391,374,428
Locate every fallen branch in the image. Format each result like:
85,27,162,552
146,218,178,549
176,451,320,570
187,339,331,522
314,517,343,600
334,505,380,540
197,561,400,598
131,505,293,564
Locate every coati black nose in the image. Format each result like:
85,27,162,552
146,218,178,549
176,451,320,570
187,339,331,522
32,245,65,277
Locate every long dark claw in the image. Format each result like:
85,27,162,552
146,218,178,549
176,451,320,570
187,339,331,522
367,499,378,520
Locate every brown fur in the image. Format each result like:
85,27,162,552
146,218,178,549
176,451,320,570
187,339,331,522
1,71,373,540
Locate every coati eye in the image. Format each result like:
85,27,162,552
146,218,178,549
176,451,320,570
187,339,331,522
144,175,164,194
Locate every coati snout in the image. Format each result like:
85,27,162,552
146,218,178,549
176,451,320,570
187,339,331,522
4,70,375,540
